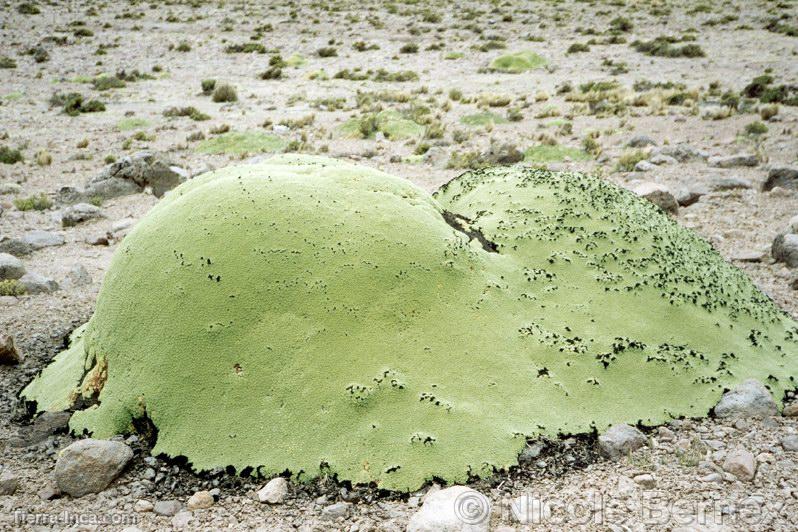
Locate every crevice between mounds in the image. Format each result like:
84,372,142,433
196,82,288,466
440,210,498,253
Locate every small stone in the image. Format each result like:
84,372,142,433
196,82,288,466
634,160,655,172
657,426,675,442
783,403,798,417
134,499,154,512
187,490,214,510
598,424,647,460
773,233,798,268
0,333,21,364
86,233,110,246
708,176,753,191
154,500,183,516
20,272,59,294
0,470,19,495
64,263,92,287
673,186,707,207
714,379,778,419
112,218,135,234
407,486,490,532
54,439,134,497
518,442,545,463
781,435,798,451
708,154,758,168
649,154,677,166
14,411,71,446
61,203,104,227
0,252,25,280
321,502,351,521
257,477,288,504
22,230,64,249
763,167,798,191
722,448,756,480
633,474,656,488
631,182,678,214
38,482,61,500
510,494,550,524
699,473,722,483
483,143,523,165
171,511,193,529
627,135,657,148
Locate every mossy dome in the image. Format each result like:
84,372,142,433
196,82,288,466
24,155,798,491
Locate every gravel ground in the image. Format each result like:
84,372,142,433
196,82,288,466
1,0,798,530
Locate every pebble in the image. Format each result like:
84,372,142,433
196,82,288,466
20,272,59,294
783,403,798,417
60,203,104,227
0,470,19,495
321,501,351,521
0,333,21,364
154,499,183,516
134,499,154,512
722,448,756,481
633,474,656,488
186,490,214,510
781,435,798,452
708,153,758,168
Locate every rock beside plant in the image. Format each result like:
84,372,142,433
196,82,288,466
54,439,133,497
714,379,777,419
598,424,647,460
407,486,490,532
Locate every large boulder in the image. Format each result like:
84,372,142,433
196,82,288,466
714,379,777,419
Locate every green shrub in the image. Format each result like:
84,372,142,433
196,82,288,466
0,280,26,296
316,46,338,57
212,84,238,103
632,37,705,58
13,193,52,211
163,106,210,121
0,146,23,165
201,79,216,95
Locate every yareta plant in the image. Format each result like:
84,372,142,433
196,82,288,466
23,154,798,491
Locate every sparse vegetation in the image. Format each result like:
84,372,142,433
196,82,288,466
212,83,238,103
0,146,23,165
0,280,27,296
632,37,705,58
13,192,52,211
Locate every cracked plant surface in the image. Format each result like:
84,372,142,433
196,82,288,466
22,154,798,491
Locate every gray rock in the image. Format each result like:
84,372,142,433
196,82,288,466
714,379,777,419
134,499,154,512
722,448,756,480
321,502,351,521
788,215,798,234
171,511,193,529
22,230,65,249
627,135,657,148
781,435,798,451
38,482,60,500
0,253,25,280
708,154,758,168
631,182,678,214
634,160,655,172
0,182,22,195
0,470,19,495
649,154,677,166
257,477,288,504
88,151,187,199
61,203,103,227
64,263,91,288
763,167,798,192
518,442,545,463
0,334,21,365
598,424,647,460
407,486,489,532
708,176,753,191
673,186,707,207
54,439,134,497
773,234,798,268
13,411,71,447
20,272,59,294
423,147,448,168
633,473,656,488
83,177,142,203
0,236,32,256
153,500,182,516
655,144,708,162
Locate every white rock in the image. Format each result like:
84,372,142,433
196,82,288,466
171,511,193,529
257,477,288,504
134,499,154,512
186,490,214,510
714,379,777,419
407,486,490,532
